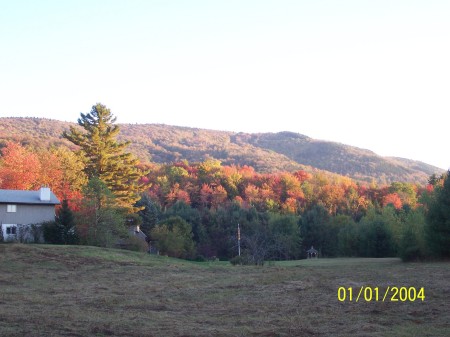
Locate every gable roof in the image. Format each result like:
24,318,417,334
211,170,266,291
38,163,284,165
0,189,60,205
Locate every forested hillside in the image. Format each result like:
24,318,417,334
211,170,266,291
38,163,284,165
1,112,449,262
0,117,443,184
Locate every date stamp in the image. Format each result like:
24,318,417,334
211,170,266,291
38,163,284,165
337,286,425,302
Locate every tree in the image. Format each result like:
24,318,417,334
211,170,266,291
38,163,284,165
426,170,450,258
163,201,205,245
399,208,427,261
51,147,87,203
358,208,396,257
43,200,79,244
75,178,127,247
0,142,41,190
268,213,301,260
337,216,359,256
136,193,161,236
300,205,331,257
63,103,147,212
57,199,79,244
150,216,195,259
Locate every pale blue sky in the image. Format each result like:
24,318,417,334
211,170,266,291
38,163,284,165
1,0,449,169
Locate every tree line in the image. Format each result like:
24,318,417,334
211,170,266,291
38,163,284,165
1,103,449,262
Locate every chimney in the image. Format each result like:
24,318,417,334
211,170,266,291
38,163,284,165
40,187,51,201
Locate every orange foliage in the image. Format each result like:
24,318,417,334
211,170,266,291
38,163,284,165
382,193,403,209
0,142,41,190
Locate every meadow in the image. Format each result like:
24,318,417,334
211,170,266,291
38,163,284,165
0,244,449,337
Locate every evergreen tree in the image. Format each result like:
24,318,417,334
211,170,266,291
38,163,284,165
426,170,450,258
300,205,331,257
63,103,147,212
57,199,79,245
136,193,161,236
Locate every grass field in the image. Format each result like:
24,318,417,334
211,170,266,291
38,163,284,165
1,244,449,337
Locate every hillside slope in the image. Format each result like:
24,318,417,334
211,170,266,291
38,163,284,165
0,117,443,184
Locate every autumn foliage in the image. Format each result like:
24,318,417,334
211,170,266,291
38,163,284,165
0,137,444,261
0,141,427,216
0,142,85,205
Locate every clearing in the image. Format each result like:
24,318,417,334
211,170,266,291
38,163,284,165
0,244,449,336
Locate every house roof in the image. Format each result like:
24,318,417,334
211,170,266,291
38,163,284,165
0,189,60,205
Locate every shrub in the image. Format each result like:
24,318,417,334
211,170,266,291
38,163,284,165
230,255,245,265
121,236,149,252
16,223,44,243
42,221,62,244
194,255,207,262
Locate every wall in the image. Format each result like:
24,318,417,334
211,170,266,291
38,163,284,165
0,204,56,225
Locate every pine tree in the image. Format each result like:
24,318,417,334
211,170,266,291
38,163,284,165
57,199,79,245
63,103,147,212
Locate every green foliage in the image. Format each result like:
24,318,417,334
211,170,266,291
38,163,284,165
358,208,396,257
268,213,301,260
2,116,447,260
229,255,245,265
229,255,256,265
426,170,450,258
121,236,149,252
62,104,147,212
300,205,337,257
389,182,418,208
136,193,161,236
57,200,79,244
398,208,427,261
336,215,358,256
150,216,196,259
164,201,205,245
75,178,127,248
42,221,61,244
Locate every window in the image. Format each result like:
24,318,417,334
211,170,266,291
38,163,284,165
7,204,17,213
6,226,16,235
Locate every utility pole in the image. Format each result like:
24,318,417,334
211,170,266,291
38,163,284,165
237,223,241,257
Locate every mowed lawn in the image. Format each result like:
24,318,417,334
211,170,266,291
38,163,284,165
0,244,449,337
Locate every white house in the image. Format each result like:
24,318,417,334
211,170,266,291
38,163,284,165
0,187,60,242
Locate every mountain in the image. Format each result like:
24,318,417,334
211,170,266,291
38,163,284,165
0,117,443,184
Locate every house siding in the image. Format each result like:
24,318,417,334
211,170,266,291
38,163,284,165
0,204,56,225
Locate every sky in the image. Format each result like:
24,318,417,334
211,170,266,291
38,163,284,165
0,0,449,170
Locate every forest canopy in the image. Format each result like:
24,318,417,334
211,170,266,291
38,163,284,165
0,105,448,262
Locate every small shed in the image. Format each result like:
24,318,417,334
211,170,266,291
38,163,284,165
307,246,318,259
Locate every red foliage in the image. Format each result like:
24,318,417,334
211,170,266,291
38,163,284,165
382,193,403,210
0,142,41,190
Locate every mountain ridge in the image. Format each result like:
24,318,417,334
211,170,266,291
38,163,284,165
0,117,443,185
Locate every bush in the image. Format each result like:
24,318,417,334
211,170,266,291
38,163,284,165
16,223,44,243
194,255,207,262
42,221,62,244
42,220,79,245
120,236,149,252
230,255,245,265
229,255,260,265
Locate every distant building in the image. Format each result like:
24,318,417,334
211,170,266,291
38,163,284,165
128,224,148,241
0,187,60,242
307,246,318,259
